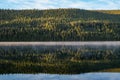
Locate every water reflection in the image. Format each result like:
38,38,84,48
0,73,120,80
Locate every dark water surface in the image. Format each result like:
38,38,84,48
0,42,119,80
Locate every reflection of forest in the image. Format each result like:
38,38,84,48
0,45,120,74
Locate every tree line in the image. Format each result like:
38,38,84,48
0,9,120,41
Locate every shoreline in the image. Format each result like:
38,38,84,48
0,41,120,46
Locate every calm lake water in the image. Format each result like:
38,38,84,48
0,73,120,80
0,42,119,80
0,41,120,46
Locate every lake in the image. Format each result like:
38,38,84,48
0,73,120,80
0,42,120,80
0,41,120,46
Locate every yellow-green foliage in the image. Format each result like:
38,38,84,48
0,9,120,41
101,68,120,72
94,10,120,15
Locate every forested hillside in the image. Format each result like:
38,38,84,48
0,9,120,41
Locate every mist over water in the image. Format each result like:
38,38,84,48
0,41,120,46
0,42,119,80
0,41,120,51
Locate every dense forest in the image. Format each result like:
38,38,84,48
0,9,120,41
1,8,120,74
0,45,120,74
